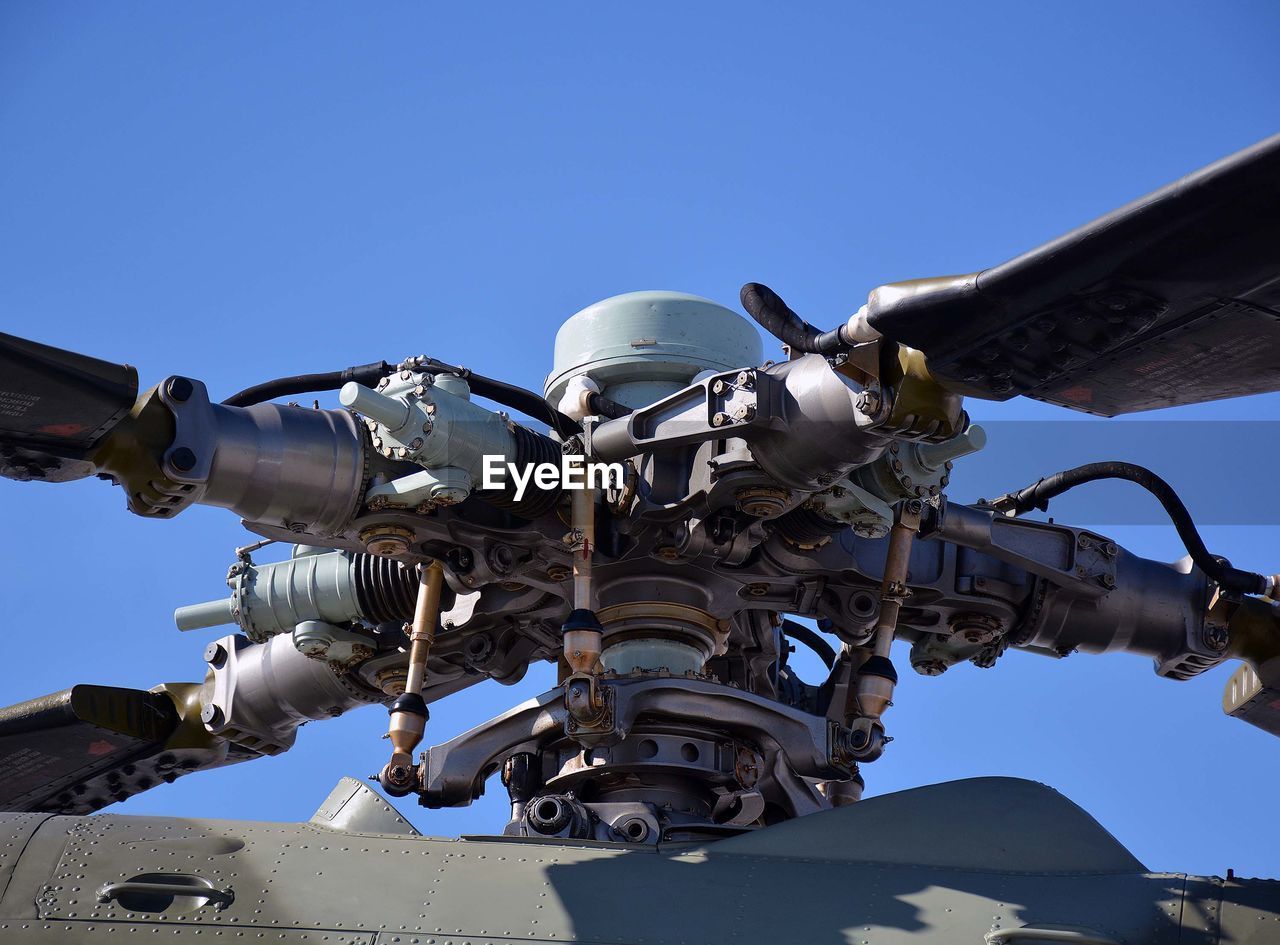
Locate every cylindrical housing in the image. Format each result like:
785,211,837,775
174,598,236,632
338,383,410,432
201,402,366,535
173,549,419,641
748,355,892,492
202,633,384,755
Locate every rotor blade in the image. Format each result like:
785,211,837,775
0,685,180,814
864,133,1280,416
0,332,138,452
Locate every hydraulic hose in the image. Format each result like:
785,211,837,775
781,619,837,670
586,391,632,419
223,362,393,407
224,358,581,439
740,283,849,355
990,461,1269,596
416,358,580,439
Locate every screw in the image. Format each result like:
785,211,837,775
711,379,727,394
711,412,730,427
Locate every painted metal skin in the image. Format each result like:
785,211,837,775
0,778,1276,944
3,134,1280,944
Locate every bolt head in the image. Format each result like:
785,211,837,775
913,659,947,677
200,703,224,727
166,376,194,402
431,484,468,505
169,447,197,472
1204,625,1230,651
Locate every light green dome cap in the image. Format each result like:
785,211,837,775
545,290,764,406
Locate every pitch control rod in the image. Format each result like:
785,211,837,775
561,472,610,732
379,558,444,795
847,499,923,755
563,480,602,674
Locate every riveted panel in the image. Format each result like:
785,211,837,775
0,813,51,901
0,919,372,943
28,813,1195,945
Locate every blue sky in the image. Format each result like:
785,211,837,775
2,3,1278,877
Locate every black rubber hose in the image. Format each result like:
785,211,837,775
781,618,837,670
994,461,1268,596
223,362,392,407
740,283,849,355
586,391,632,419
224,357,581,439
417,358,580,439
